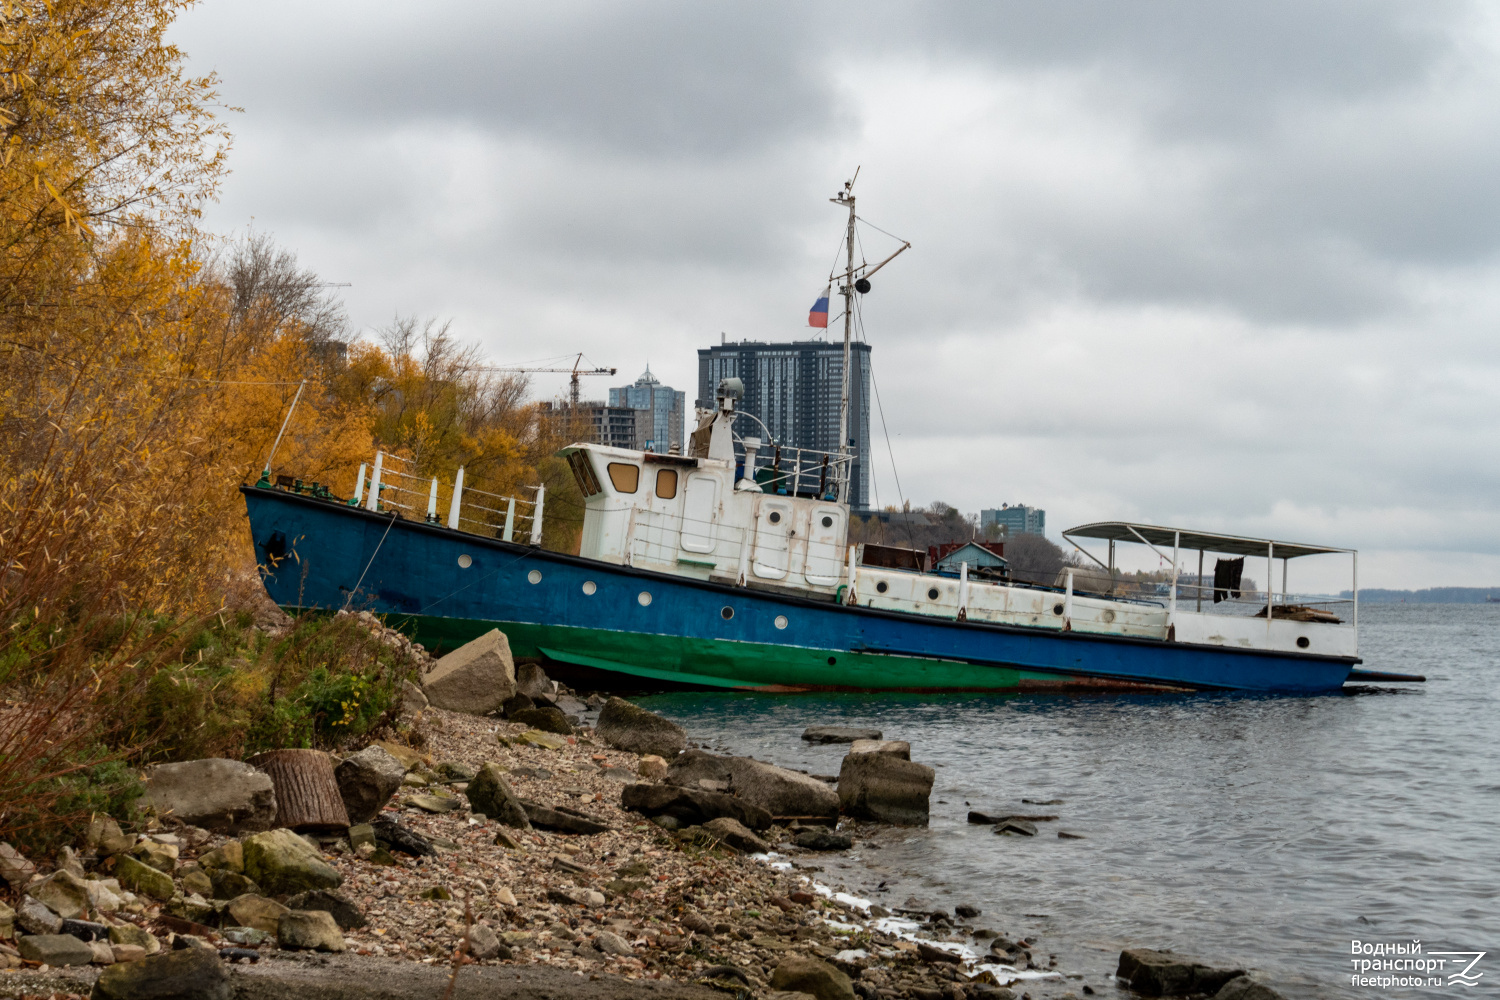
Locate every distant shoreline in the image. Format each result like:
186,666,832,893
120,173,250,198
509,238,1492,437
1341,587,1500,603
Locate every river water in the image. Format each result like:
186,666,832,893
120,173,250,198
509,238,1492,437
635,604,1498,1000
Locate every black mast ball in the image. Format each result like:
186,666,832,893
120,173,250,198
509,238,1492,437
855,278,871,294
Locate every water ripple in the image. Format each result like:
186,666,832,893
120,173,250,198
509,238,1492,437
641,605,1498,1000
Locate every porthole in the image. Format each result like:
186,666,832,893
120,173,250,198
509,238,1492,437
457,554,472,569
927,587,940,601
774,615,788,630
528,569,542,584
582,581,597,596
638,591,652,607
769,511,782,524
1053,603,1065,615
721,606,734,620
1296,636,1310,649
876,581,889,594
1102,610,1116,623
821,515,833,528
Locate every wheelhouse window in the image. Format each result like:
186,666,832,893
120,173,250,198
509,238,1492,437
607,462,640,494
567,451,602,497
655,469,678,499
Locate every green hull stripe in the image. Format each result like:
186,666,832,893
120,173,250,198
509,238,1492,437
335,612,1059,692
538,647,760,689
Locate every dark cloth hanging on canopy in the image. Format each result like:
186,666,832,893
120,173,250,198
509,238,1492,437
1213,557,1245,603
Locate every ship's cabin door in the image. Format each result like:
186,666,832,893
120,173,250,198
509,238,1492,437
752,499,793,579
803,506,844,586
679,474,718,554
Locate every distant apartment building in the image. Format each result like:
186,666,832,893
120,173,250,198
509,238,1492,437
542,401,639,451
697,338,871,509
607,367,685,454
981,503,1046,537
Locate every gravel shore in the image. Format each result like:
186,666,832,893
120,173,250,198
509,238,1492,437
1,700,1065,1000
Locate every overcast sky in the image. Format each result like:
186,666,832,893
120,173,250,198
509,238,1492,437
174,1,1500,590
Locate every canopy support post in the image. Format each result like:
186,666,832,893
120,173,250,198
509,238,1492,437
1196,549,1204,612
1169,531,1180,618
1267,542,1275,635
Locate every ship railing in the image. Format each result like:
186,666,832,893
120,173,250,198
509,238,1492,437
742,444,853,500
1167,580,1354,623
350,451,546,544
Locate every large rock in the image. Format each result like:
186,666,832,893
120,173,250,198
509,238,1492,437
285,889,365,930
209,869,260,900
143,758,276,833
17,895,65,934
86,817,134,857
334,745,407,824
465,763,531,829
521,801,611,835
848,739,910,759
663,749,733,791
241,828,343,896
225,893,290,934
400,679,428,712
92,943,231,1000
507,706,573,735
197,842,243,873
1116,948,1247,997
769,955,857,1000
667,751,839,819
837,751,934,826
19,933,95,967
112,855,175,901
620,783,772,830
724,757,839,820
85,878,124,914
370,740,426,770
515,661,555,702
131,840,178,873
28,869,92,919
793,828,853,851
0,841,36,885
594,929,636,957
596,698,687,758
278,909,346,951
108,922,161,955
466,922,509,960
802,726,882,744
1214,977,1286,1000
421,629,516,715
702,817,770,853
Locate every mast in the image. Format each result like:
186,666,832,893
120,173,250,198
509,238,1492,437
832,172,857,503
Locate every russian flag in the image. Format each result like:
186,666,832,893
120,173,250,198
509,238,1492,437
808,286,830,328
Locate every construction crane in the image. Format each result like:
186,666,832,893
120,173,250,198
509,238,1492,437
482,353,617,406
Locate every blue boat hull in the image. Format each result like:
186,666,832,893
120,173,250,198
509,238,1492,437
243,486,1360,694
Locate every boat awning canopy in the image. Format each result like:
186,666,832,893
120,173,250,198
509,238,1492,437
1062,522,1352,560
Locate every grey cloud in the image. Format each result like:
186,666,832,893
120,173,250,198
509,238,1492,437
193,2,848,159
173,0,1500,583
876,0,1463,134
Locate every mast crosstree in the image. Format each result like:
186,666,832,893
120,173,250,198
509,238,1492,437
829,170,910,504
